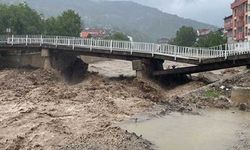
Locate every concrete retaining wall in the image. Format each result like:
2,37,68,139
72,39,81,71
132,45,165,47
0,52,45,68
231,87,250,104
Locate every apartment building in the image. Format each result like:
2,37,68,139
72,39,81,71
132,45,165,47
224,0,250,43
224,15,234,43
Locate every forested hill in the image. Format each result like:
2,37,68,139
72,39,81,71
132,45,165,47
0,0,217,42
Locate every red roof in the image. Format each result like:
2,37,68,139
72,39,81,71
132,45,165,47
80,32,90,38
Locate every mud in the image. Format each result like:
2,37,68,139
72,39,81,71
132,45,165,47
0,59,249,150
0,68,161,150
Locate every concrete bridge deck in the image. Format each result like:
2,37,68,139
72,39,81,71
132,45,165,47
1,35,249,64
1,35,250,77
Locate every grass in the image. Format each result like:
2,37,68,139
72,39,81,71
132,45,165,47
204,89,221,98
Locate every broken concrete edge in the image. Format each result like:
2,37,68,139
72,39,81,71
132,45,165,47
132,59,164,80
41,49,89,83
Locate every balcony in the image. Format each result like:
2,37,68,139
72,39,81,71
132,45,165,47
236,9,246,18
236,32,245,40
237,9,245,16
236,20,245,28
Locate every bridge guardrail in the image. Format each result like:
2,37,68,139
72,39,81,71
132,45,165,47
1,35,250,61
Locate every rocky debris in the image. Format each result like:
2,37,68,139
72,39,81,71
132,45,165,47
163,85,234,113
165,71,250,113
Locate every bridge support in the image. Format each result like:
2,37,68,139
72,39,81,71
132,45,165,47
41,49,88,82
0,50,44,68
132,59,164,79
41,49,51,70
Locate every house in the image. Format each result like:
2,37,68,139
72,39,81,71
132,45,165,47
197,29,212,37
80,32,91,38
80,28,110,39
157,38,170,44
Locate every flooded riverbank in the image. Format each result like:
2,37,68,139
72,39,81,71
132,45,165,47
120,109,250,150
0,59,249,149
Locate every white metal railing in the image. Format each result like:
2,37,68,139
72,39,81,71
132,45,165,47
1,35,250,61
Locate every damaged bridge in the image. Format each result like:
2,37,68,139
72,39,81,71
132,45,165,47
1,35,250,79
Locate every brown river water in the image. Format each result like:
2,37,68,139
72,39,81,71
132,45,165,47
120,109,250,150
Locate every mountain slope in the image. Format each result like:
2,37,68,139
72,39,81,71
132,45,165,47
0,0,217,42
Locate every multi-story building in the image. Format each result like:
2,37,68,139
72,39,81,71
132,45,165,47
224,15,234,43
80,28,111,39
197,29,212,37
225,0,249,43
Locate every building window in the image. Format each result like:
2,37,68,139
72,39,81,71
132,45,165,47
240,4,244,10
238,27,243,32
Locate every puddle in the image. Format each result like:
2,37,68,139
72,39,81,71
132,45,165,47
120,109,250,150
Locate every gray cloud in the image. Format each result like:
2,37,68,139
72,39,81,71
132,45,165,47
108,0,232,26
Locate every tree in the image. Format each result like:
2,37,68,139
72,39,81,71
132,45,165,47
196,31,227,47
0,3,83,36
43,17,59,35
0,3,43,34
57,10,82,36
44,10,82,36
105,32,129,41
172,26,197,47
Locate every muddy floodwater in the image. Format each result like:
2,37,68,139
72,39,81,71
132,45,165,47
120,109,250,150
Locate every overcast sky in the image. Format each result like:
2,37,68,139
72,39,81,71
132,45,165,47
110,0,232,27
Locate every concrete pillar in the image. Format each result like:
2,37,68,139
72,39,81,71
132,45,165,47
41,49,51,70
132,60,144,79
48,51,88,82
132,59,164,79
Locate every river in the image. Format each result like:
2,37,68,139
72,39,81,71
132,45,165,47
120,109,250,150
